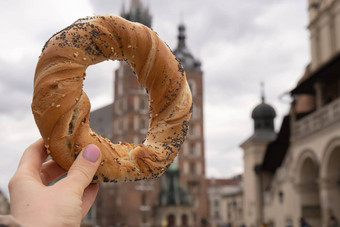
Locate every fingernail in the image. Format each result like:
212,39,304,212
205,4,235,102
83,144,100,162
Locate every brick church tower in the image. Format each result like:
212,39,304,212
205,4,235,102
173,23,209,225
91,1,208,226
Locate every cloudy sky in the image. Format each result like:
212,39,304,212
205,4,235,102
0,0,310,197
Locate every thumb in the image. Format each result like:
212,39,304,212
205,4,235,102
65,144,101,191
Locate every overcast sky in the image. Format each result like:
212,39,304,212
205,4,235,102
0,0,310,197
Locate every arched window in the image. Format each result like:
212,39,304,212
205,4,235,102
167,214,175,227
181,214,188,226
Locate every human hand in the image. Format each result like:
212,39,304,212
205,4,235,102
8,138,102,226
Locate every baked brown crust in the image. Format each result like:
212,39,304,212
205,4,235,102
31,15,192,183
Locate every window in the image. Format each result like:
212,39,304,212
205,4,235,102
238,207,243,218
214,211,220,219
134,96,139,111
141,118,147,130
134,116,138,131
196,163,202,175
190,143,195,155
141,193,146,205
190,163,196,175
140,98,146,110
183,161,189,175
189,124,194,136
167,214,175,226
181,214,188,226
118,79,123,95
227,203,231,219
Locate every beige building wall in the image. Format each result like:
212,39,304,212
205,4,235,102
242,140,272,227
260,1,340,226
308,0,340,70
224,192,244,227
206,178,244,227
262,150,302,227
262,115,340,226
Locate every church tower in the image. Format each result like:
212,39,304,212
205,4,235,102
174,23,209,225
240,87,276,227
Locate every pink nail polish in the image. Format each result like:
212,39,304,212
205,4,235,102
83,144,100,162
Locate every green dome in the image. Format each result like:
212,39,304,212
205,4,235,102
166,162,180,175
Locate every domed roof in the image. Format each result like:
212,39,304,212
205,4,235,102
166,162,180,175
248,85,277,137
173,23,201,72
251,101,276,119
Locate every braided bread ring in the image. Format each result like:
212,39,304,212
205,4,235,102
31,15,192,183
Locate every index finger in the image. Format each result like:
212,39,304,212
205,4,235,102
17,138,48,175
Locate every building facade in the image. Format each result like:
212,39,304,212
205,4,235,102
241,1,340,226
240,93,277,227
207,177,244,227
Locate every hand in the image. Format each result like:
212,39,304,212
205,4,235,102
8,138,102,226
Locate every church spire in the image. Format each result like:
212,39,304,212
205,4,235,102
173,21,201,72
121,0,152,28
261,81,265,103
177,23,186,50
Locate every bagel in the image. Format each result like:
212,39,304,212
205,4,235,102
31,15,192,183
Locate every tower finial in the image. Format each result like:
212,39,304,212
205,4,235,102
177,23,186,49
261,81,265,102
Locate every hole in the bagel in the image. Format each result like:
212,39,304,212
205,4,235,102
83,61,148,145
83,61,117,110
82,61,120,142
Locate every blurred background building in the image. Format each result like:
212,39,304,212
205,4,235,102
241,0,340,226
206,176,243,227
